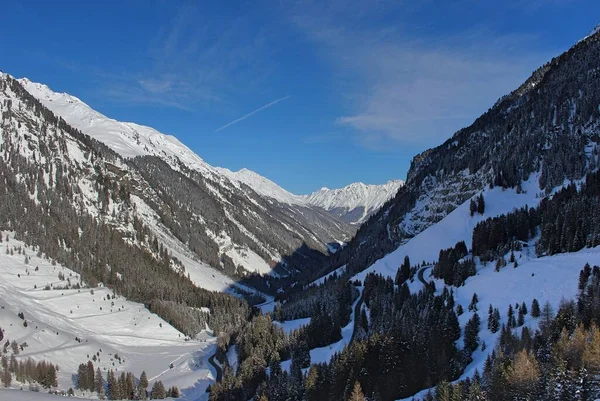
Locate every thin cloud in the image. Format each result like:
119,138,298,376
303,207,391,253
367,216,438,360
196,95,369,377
287,0,555,148
215,95,291,132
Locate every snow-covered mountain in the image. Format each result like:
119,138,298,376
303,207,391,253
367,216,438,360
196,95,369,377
302,180,404,225
331,27,600,278
12,76,354,281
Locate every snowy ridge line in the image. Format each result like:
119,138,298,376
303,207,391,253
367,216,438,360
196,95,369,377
301,180,405,224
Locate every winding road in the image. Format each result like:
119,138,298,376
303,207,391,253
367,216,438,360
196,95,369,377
418,266,433,286
350,294,364,343
208,353,223,383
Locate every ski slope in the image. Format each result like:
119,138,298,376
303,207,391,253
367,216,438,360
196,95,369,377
0,232,217,400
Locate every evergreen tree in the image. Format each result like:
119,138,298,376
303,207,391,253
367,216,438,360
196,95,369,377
86,361,95,391
349,381,366,401
138,370,149,399
507,305,515,328
477,194,485,215
94,367,104,398
531,299,541,318
107,370,118,400
469,293,479,312
470,199,477,217
150,380,166,399
464,313,481,354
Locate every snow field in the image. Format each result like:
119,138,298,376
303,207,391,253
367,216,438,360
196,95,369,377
0,232,217,400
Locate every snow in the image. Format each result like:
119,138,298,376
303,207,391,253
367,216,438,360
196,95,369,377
0,232,217,400
280,289,362,371
273,318,311,335
302,180,404,224
307,265,347,287
226,345,238,372
353,174,542,283
398,246,600,400
216,167,307,206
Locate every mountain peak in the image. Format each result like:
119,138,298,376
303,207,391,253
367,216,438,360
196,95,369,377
302,180,404,225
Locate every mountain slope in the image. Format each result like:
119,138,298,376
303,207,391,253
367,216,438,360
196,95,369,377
330,27,600,277
302,180,404,225
14,77,355,281
0,231,217,399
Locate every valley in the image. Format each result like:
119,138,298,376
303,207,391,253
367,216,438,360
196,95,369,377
1,8,600,401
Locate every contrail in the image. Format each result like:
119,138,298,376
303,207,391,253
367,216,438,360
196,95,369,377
215,95,291,132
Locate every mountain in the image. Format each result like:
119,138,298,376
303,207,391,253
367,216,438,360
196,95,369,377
301,180,404,225
14,77,355,283
329,27,600,278
239,27,600,401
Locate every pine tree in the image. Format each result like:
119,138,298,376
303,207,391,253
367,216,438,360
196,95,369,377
138,370,149,399
517,307,525,327
531,299,541,317
349,381,366,401
507,305,515,328
469,293,479,312
94,367,104,398
107,370,118,400
150,380,166,399
436,380,451,401
1,367,11,388
464,313,481,354
477,194,485,215
77,363,87,390
86,360,95,391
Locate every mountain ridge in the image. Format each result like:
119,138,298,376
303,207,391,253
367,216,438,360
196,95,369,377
301,179,404,224
17,77,401,224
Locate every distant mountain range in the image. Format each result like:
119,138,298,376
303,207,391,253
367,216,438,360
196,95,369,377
301,180,404,225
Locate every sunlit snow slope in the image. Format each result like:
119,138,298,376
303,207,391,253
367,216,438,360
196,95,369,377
0,232,217,400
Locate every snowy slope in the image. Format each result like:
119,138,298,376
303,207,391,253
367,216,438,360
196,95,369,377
10,75,353,279
18,77,400,218
19,78,218,178
215,167,307,206
342,173,600,400
302,180,404,224
0,232,217,400
352,174,543,283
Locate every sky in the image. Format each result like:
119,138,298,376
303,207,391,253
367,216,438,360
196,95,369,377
1,1,599,194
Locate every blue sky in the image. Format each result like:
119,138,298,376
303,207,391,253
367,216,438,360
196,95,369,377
1,1,599,193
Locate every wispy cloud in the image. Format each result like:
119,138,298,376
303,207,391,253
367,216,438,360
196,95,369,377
92,3,274,111
215,96,291,132
287,0,554,149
